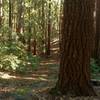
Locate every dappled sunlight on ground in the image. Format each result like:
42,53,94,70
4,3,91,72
40,62,57,66
0,39,99,99
0,71,55,82
51,38,60,56
0,72,16,79
51,38,59,46
0,87,15,92
0,46,59,99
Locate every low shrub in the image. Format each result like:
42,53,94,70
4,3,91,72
0,42,40,73
90,58,100,74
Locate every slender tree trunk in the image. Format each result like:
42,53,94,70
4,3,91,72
16,0,25,43
55,0,96,96
8,0,12,41
32,2,37,55
16,0,22,33
42,0,45,55
32,23,37,55
9,0,12,29
27,7,31,53
59,0,63,55
0,0,3,27
94,0,100,59
32,39,36,55
46,0,51,56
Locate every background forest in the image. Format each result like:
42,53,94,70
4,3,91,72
0,0,100,99
0,0,62,72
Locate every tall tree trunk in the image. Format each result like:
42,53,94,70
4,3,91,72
0,0,3,27
16,0,25,43
94,0,100,59
46,0,51,56
59,0,63,55
55,0,96,96
16,0,22,33
9,0,12,41
31,2,37,55
32,39,36,55
27,6,31,53
41,0,45,55
9,0,12,29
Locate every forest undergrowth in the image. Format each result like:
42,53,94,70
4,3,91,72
0,41,100,100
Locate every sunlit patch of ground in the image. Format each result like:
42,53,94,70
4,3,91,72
0,72,16,79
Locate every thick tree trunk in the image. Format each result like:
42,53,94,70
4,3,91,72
55,0,96,96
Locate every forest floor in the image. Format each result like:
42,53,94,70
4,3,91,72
0,38,100,100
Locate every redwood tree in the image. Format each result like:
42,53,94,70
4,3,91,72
55,0,96,96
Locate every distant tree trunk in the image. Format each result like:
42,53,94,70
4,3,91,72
94,0,100,59
27,34,31,53
16,0,23,33
46,0,51,56
16,0,25,43
41,0,45,55
32,39,36,55
27,6,31,53
59,0,63,54
0,0,3,27
9,0,12,29
55,0,96,96
9,0,12,40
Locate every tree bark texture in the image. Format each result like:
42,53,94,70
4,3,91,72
56,0,96,96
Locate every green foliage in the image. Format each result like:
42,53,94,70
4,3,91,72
0,42,40,73
90,58,100,74
27,53,40,69
0,0,61,73
15,88,31,96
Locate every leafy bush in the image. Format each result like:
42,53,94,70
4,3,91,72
27,53,40,69
0,42,40,73
90,58,100,74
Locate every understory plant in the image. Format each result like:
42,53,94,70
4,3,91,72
90,58,100,74
0,41,40,73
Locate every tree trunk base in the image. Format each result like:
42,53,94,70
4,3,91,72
49,83,97,97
